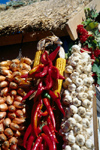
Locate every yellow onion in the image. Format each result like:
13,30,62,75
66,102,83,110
8,105,16,112
19,63,31,71
12,71,21,77
14,96,22,102
10,123,19,131
19,125,26,131
0,112,6,119
3,118,11,127
21,57,32,65
6,75,13,82
13,101,25,109
0,81,8,88
9,82,18,90
8,112,16,119
0,97,6,104
12,117,26,124
22,108,26,115
4,128,13,138
2,141,9,149
6,96,14,105
0,60,11,67
0,134,7,142
12,59,20,64
10,90,17,96
1,87,9,96
20,70,28,75
0,123,4,133
15,110,23,118
10,63,19,72
0,103,8,111
9,137,18,145
0,76,6,82
0,69,12,76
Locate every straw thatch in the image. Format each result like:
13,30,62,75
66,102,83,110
0,0,91,36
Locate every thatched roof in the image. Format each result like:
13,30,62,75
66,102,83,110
0,0,91,36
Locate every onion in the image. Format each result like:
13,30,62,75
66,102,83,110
9,137,18,145
8,105,16,112
4,128,13,138
3,118,11,127
9,82,18,89
10,90,17,96
15,110,23,118
8,112,16,119
6,95,13,105
0,87,9,96
14,96,22,102
2,141,9,149
0,103,8,111
13,101,25,109
0,75,6,82
0,134,7,142
10,123,19,131
0,123,4,133
0,97,6,104
12,117,26,124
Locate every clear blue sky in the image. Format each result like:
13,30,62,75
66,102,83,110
0,0,10,4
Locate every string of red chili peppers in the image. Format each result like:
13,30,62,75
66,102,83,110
21,46,65,150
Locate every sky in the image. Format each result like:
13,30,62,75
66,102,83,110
0,0,10,4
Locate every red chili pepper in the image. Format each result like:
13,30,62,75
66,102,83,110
32,100,43,137
39,110,48,117
48,90,65,116
41,51,52,67
22,89,36,102
35,81,45,101
49,46,60,61
42,125,57,150
43,98,56,129
34,66,48,78
28,64,44,78
26,134,34,150
41,133,53,150
47,117,58,143
51,66,65,80
32,136,43,150
39,143,44,150
23,124,32,148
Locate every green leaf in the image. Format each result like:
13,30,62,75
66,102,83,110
92,63,100,74
97,76,100,84
86,22,98,31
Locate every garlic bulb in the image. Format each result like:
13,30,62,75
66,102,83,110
71,144,81,150
62,145,71,150
73,123,82,135
63,133,75,144
76,86,84,92
73,114,82,123
65,65,73,73
82,99,92,108
68,84,76,92
85,139,94,149
62,95,72,105
72,98,81,107
81,146,89,150
82,118,90,128
74,78,83,86
69,105,78,114
71,45,81,52
67,117,76,129
76,134,85,146
78,107,86,117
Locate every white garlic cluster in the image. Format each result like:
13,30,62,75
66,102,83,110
60,44,94,149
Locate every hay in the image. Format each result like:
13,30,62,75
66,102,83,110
0,0,91,36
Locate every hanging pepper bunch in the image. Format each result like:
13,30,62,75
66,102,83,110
76,8,100,85
21,45,65,150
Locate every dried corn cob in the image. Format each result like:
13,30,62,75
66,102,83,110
53,58,66,96
33,50,42,67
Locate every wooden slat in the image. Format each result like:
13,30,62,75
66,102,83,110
93,87,99,150
66,0,100,40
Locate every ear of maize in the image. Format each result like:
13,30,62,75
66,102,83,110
53,58,66,96
33,50,42,67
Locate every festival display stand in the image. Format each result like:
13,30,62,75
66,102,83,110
0,0,100,150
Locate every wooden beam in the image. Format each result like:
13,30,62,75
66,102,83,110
66,0,100,40
0,28,68,46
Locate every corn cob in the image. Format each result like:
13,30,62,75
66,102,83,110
53,58,66,96
33,50,42,67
